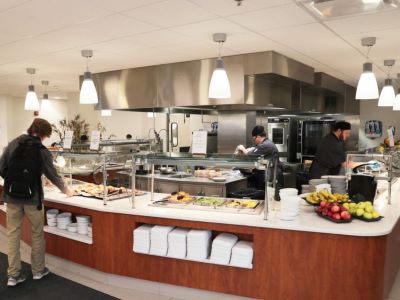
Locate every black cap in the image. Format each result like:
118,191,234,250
333,121,351,131
252,125,265,137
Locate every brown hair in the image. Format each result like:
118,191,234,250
27,118,52,138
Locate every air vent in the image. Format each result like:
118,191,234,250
297,0,398,19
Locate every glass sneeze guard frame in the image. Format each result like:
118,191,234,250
131,153,278,219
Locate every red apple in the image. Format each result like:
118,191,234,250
320,201,328,208
327,211,333,217
340,206,347,212
322,208,329,216
331,205,340,213
333,213,341,220
341,211,351,220
317,207,323,213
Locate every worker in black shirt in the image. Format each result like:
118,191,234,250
310,121,352,179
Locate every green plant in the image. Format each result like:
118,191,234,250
52,114,90,144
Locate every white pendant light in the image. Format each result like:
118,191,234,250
101,109,112,117
79,50,98,104
24,68,40,111
40,80,51,112
378,60,396,107
356,37,379,100
208,33,231,99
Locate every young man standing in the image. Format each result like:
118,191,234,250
0,118,73,286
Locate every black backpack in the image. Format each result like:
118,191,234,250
4,137,43,201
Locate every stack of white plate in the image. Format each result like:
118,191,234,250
230,241,254,268
67,223,77,233
187,229,212,261
46,209,58,227
167,227,190,259
210,233,238,265
309,178,328,192
56,212,72,230
133,224,153,254
316,183,331,193
301,185,311,194
76,215,90,235
87,224,92,238
328,176,347,194
149,225,175,256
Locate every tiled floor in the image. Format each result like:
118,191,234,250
1,226,400,300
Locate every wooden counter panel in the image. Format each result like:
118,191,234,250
1,203,400,300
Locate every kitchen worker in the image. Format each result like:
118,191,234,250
236,125,280,191
310,121,352,179
235,125,279,159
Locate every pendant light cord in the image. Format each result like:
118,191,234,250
366,46,371,62
218,41,223,59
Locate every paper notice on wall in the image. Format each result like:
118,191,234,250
191,130,208,154
387,129,395,147
90,130,101,151
63,130,74,150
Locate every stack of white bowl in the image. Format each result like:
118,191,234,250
67,223,77,233
279,188,300,221
186,229,212,261
133,224,153,254
309,178,328,192
76,215,90,235
316,183,331,193
167,227,190,259
328,176,347,194
301,185,311,194
150,225,175,256
56,212,72,230
230,241,254,268
46,209,58,227
210,233,239,265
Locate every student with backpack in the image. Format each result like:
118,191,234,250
0,118,74,287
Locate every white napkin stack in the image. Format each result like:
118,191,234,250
187,229,212,261
133,224,153,254
230,241,254,268
167,227,190,259
210,233,239,265
150,225,175,256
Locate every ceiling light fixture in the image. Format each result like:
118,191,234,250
356,37,379,100
41,80,51,111
24,68,40,111
208,33,231,99
101,109,112,117
378,59,396,107
79,49,98,104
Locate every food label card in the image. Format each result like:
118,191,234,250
192,130,208,154
90,130,101,151
63,130,74,150
387,129,395,147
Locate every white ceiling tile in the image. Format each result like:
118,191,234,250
189,0,292,17
0,0,112,38
325,9,400,36
170,18,251,42
227,3,316,31
122,0,217,28
224,33,280,54
163,41,238,60
95,0,165,13
126,30,195,47
0,0,30,12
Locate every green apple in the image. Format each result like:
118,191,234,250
356,208,364,216
357,202,366,209
365,201,373,206
343,203,350,209
363,212,373,219
372,211,380,219
365,206,373,213
349,203,357,208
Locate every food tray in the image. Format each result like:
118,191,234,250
315,209,352,224
192,197,226,207
353,215,384,222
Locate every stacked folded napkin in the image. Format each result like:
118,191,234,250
210,233,239,265
186,229,212,261
149,225,175,256
167,227,190,259
230,241,254,268
133,224,153,254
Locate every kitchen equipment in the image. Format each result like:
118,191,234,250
300,119,335,161
348,174,377,203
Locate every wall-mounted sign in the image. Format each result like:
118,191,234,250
191,130,208,155
364,120,382,139
63,130,74,150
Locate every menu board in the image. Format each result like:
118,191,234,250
191,130,208,155
90,130,101,151
63,130,74,150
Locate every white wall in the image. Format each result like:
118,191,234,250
359,100,400,150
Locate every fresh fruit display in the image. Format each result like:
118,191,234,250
74,183,133,196
225,199,260,209
193,197,226,206
343,201,383,222
305,190,350,205
315,201,352,223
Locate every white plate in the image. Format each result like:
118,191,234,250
212,176,226,182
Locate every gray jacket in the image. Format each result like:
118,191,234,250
0,134,66,206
